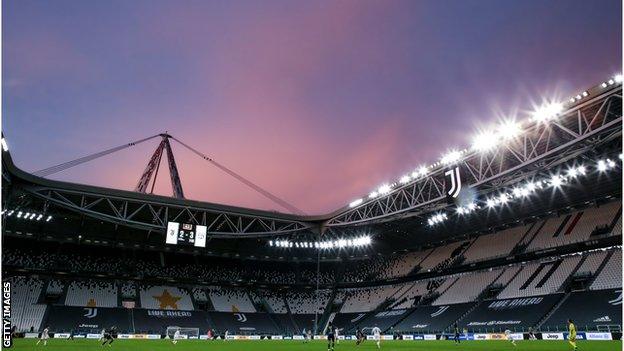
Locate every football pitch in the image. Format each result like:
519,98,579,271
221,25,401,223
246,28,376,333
8,339,623,351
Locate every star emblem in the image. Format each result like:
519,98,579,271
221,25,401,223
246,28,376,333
153,289,182,309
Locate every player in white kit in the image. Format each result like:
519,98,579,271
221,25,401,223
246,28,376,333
172,329,181,344
36,327,49,346
371,326,381,349
505,330,517,347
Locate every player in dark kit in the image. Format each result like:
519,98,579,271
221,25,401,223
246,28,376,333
326,322,336,351
101,326,117,347
453,323,461,344
355,327,365,346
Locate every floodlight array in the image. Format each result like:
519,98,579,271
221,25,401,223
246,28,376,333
269,235,372,250
2,209,52,222
428,159,619,227
345,74,622,209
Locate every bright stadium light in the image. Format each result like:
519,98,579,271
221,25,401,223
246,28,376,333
269,241,274,246
497,121,521,140
412,166,428,179
1,138,8,152
532,102,563,122
486,198,497,208
597,160,608,172
498,193,509,204
46,215,52,222
567,167,579,178
369,191,379,199
349,198,363,208
615,74,623,83
441,150,462,165
601,82,608,88
17,211,22,218
472,131,498,152
377,184,392,195
399,175,411,184
550,175,564,187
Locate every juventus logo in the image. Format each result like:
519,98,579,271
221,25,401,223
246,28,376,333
445,167,462,198
234,313,247,322
430,306,449,317
83,308,98,318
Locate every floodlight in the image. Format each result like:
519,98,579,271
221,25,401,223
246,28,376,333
597,160,608,172
0,138,8,152
472,131,498,152
576,166,586,175
532,102,563,122
369,191,378,199
349,199,363,208
498,193,509,204
601,83,608,88
399,175,411,184
498,121,521,140
607,159,616,168
486,199,496,208
441,150,462,164
378,184,392,195
608,79,615,85
269,241,273,246
550,175,563,187
615,74,623,83
582,91,588,97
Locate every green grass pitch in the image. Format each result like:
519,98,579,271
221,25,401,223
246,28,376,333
8,339,622,351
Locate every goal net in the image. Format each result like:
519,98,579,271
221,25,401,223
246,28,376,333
166,326,200,340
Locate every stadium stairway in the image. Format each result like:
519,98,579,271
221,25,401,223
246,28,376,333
534,292,571,329
452,269,506,329
283,297,301,333
512,221,546,255
116,284,123,308
555,255,587,292
408,249,434,275
317,288,339,331
587,250,615,287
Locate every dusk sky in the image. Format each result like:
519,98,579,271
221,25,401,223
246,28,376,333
3,0,621,214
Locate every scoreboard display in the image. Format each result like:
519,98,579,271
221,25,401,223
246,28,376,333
166,222,207,248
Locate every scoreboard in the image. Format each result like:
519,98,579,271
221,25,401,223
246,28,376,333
166,222,207,248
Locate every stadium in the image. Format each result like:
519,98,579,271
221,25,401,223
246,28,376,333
1,1,623,351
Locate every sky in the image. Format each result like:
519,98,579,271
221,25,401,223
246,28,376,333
2,0,621,215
